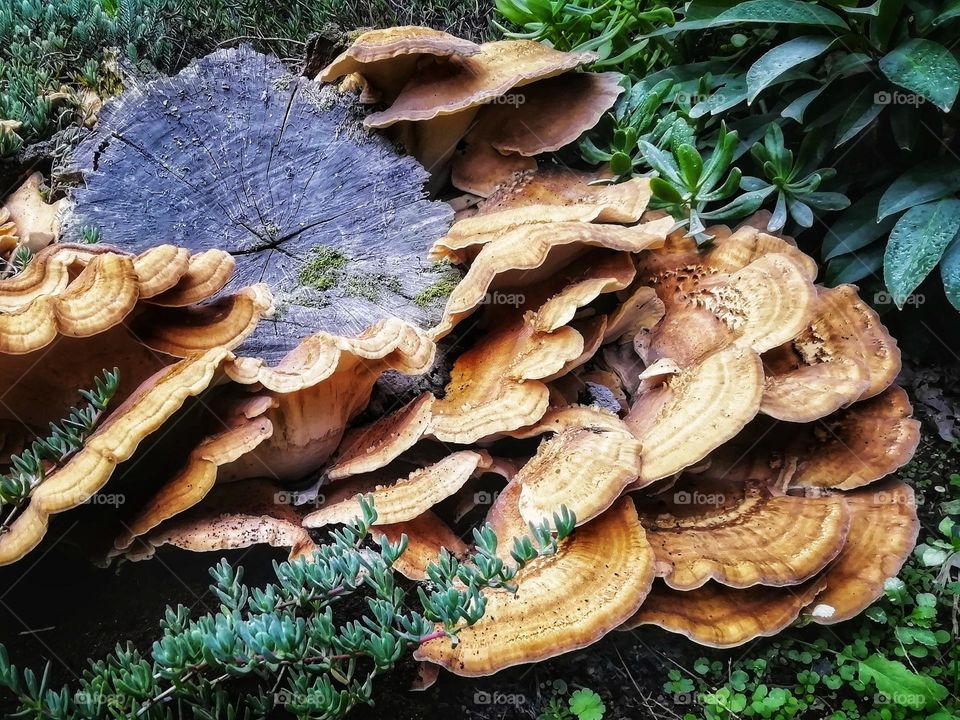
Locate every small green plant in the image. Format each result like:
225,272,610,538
0,499,577,719
0,245,32,280
538,681,606,720
495,0,677,74
0,368,119,533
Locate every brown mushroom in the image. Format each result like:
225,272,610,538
0,348,232,565
761,284,901,422
127,478,315,561
807,480,918,624
623,577,827,647
623,345,764,483
633,478,850,589
415,498,655,675
373,510,469,581
302,450,489,528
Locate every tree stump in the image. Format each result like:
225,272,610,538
63,46,454,362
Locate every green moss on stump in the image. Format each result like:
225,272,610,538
298,247,349,291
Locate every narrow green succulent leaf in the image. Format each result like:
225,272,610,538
932,0,960,26
884,199,960,308
786,196,814,227
803,192,851,211
639,141,682,184
675,144,703,187
781,88,824,123
940,232,960,310
747,36,834,103
878,158,960,219
702,188,772,220
825,244,884,285
878,39,960,111
889,102,919,150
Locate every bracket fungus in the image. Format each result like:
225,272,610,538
0,28,927,676
415,498,655,676
634,477,850,590
2,172,66,252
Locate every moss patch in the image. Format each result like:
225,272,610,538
298,247,349,291
344,274,403,301
414,261,463,307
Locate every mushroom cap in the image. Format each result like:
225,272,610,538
641,252,816,366
449,143,537,198
532,251,636,332
623,577,827,647
145,249,236,307
128,478,315,561
373,510,469,581
790,386,920,491
432,172,653,264
364,41,595,127
514,422,643,526
131,284,275,356
603,285,664,345
112,400,274,554
429,316,584,444
474,73,624,156
226,316,435,392
318,27,480,100
807,480,918,624
415,498,655,676
328,392,435,479
221,319,436,483
624,345,764,483
433,217,671,339
761,285,901,422
633,478,850,589
302,450,488,527
0,348,230,565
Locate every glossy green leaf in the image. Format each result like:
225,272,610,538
823,188,896,260
940,233,960,310
879,39,960,111
640,0,848,36
825,245,884,285
834,85,884,146
747,36,834,103
884,199,960,308
878,159,960,219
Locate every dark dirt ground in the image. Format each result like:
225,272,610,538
0,379,957,719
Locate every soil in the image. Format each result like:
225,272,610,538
0,385,956,720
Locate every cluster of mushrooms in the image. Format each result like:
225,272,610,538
0,27,921,680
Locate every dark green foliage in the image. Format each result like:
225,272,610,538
506,0,960,310
0,368,119,532
0,498,576,719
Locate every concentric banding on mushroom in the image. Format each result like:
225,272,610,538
303,450,489,528
328,392,435,479
633,479,850,590
761,284,901,422
624,344,764,483
806,479,918,624
429,317,584,444
373,510,469,581
623,577,827,647
432,217,671,339
789,386,920,491
514,423,643,526
415,498,655,676
0,348,232,565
